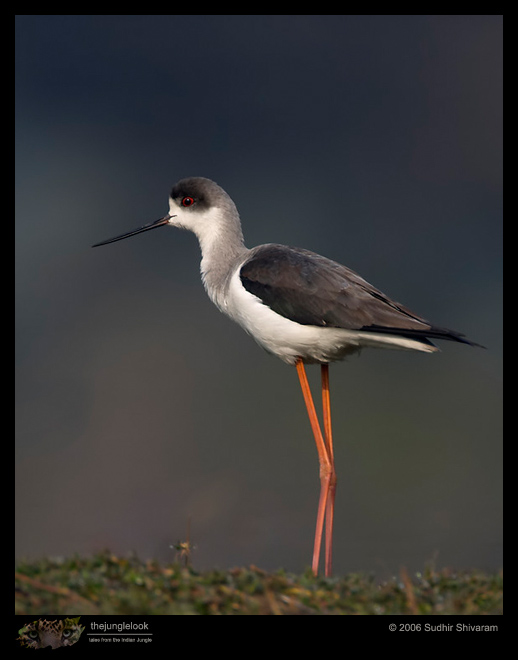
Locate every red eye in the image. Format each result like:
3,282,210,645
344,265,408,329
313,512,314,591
182,196,194,207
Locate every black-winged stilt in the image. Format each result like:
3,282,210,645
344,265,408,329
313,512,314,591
93,176,480,576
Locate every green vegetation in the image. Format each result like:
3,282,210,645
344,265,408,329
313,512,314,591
15,552,502,615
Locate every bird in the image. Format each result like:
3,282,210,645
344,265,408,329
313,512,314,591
93,176,480,577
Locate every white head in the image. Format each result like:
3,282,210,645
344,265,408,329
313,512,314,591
92,177,244,249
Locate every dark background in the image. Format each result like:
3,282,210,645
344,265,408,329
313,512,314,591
16,15,502,577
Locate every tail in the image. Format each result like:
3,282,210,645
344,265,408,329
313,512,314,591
418,326,485,349
366,324,485,349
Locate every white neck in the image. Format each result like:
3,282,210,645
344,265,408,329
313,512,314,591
193,207,249,310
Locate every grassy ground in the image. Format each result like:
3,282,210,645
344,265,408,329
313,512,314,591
15,552,502,615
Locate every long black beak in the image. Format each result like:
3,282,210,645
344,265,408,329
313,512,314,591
92,215,173,247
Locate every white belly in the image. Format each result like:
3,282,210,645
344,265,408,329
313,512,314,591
213,269,437,365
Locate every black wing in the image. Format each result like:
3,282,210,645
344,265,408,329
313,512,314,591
240,244,478,346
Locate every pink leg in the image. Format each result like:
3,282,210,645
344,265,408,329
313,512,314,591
321,364,336,577
296,360,335,576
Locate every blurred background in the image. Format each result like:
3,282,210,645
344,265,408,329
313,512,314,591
16,15,502,578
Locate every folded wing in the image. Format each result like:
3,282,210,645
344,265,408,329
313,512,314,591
240,244,478,347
